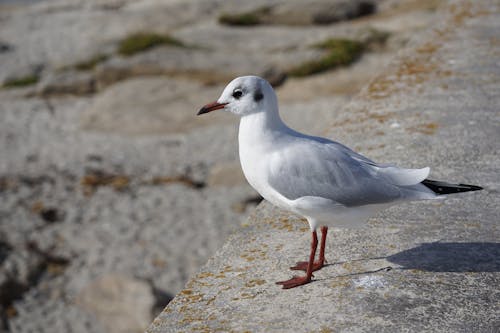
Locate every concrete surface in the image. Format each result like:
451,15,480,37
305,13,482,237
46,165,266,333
147,1,500,332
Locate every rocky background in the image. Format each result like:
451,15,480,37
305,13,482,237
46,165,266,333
0,0,442,332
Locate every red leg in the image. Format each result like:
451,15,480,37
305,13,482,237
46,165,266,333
318,226,328,265
290,226,328,272
276,230,318,289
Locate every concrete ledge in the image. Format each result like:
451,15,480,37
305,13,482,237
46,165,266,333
147,1,499,331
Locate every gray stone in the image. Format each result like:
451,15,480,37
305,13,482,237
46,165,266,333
0,86,256,333
220,0,376,26
1,64,43,87
37,70,96,96
147,1,500,332
0,0,219,82
76,274,155,333
80,77,233,135
93,47,300,89
0,0,288,83
270,0,376,25
0,41,12,53
207,161,247,187
0,248,45,315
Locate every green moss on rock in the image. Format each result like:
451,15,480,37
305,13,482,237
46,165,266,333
118,32,184,56
289,39,365,77
219,13,261,26
218,7,271,26
74,54,109,71
2,74,39,88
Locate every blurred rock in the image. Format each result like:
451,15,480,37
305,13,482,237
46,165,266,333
76,274,154,333
271,0,376,25
261,67,288,87
0,247,45,323
230,195,263,214
0,42,12,53
94,47,291,89
0,0,222,82
208,161,247,187
2,64,43,88
80,77,233,135
37,70,95,96
219,0,376,26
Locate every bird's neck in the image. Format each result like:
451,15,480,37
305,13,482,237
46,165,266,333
239,108,288,146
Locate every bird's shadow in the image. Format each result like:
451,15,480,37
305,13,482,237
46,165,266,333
316,242,500,283
385,242,500,272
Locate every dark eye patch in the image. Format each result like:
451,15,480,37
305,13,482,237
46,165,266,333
232,89,243,99
253,89,263,102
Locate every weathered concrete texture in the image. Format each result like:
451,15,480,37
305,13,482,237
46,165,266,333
147,1,500,332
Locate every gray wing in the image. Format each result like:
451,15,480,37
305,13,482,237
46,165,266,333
266,136,429,206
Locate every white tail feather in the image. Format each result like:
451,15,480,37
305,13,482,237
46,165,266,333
374,166,430,186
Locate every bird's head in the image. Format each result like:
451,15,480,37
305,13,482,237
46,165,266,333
197,76,277,117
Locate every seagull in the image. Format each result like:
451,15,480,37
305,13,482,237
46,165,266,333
197,75,482,289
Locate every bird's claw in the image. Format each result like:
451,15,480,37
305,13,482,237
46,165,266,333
276,275,312,289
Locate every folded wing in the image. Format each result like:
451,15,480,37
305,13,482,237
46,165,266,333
266,136,431,207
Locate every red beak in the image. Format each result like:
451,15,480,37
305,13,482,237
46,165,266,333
197,101,228,115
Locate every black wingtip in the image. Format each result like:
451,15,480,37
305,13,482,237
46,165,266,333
421,179,483,195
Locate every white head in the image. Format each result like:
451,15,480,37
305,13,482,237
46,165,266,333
198,76,278,117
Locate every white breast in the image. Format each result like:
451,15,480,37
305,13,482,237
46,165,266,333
238,115,292,210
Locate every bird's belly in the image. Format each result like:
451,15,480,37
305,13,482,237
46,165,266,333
240,157,291,210
244,169,282,206
292,195,393,229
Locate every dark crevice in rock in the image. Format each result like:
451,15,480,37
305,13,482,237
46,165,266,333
0,240,70,332
146,175,206,189
0,42,12,53
18,175,56,187
0,239,11,266
39,207,65,224
231,195,263,213
25,241,71,273
150,286,174,318
80,169,131,195
219,1,377,27
81,168,207,195
0,279,25,332
242,195,263,206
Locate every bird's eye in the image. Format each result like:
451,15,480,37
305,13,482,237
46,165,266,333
232,89,243,99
